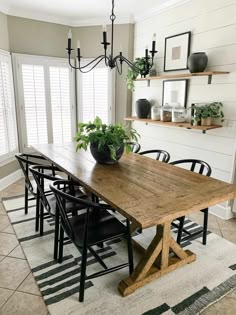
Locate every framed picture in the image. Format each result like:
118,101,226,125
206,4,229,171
162,79,188,108
164,31,191,72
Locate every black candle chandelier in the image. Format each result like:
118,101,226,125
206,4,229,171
66,0,157,75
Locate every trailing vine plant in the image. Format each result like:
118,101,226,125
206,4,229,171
126,57,151,91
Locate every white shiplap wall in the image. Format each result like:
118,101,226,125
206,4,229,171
132,0,236,219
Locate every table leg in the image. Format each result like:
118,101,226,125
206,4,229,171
118,221,196,297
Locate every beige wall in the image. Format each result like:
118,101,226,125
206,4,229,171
0,160,19,180
0,11,9,51
7,16,70,58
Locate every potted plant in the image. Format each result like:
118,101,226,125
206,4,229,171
200,104,212,126
209,102,224,125
126,57,151,91
191,102,224,126
191,104,202,126
74,117,140,164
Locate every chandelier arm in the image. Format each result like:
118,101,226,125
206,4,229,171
79,55,107,69
78,56,107,73
118,55,141,73
68,54,80,70
115,60,122,75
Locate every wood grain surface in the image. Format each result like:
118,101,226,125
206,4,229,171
33,143,236,229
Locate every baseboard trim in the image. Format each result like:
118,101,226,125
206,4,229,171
209,204,233,220
0,170,23,191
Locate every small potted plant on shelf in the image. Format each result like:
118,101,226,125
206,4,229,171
191,104,202,126
126,57,152,91
191,102,224,126
74,117,140,164
209,102,224,125
200,104,212,126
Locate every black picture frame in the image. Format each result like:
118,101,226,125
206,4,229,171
162,79,188,108
164,31,191,72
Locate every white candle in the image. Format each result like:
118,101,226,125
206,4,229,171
103,24,107,32
77,40,81,49
152,33,156,41
68,29,72,39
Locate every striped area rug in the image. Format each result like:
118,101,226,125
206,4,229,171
3,195,236,315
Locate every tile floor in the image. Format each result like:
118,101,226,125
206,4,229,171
0,178,236,314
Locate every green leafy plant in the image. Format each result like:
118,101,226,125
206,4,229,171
126,57,151,91
191,102,224,125
74,117,140,160
209,102,224,122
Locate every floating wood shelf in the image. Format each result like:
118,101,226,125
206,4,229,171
135,71,229,85
124,117,222,134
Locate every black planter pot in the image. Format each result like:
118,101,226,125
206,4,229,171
90,142,124,165
135,98,151,118
187,52,208,73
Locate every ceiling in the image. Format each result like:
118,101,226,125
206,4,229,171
0,0,188,26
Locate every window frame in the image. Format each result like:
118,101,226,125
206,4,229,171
12,53,76,151
0,49,18,164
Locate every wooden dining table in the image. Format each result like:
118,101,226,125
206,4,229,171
33,143,236,297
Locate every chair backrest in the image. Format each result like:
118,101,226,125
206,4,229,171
126,142,141,153
15,153,47,193
50,180,100,240
29,164,62,212
139,149,170,163
169,159,212,176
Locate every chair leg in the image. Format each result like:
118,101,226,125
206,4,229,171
58,226,64,263
202,208,208,245
79,210,89,302
54,206,59,260
79,245,88,302
25,186,28,215
35,191,40,232
126,219,134,275
39,200,44,236
176,217,185,244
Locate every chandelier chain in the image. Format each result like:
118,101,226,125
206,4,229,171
110,0,116,21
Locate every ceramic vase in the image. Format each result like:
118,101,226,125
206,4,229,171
90,142,124,164
187,52,208,73
135,99,151,118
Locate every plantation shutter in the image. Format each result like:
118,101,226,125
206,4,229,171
49,66,72,143
13,54,76,150
0,51,18,162
21,64,48,146
78,59,114,124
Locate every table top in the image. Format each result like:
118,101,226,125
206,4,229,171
33,143,236,229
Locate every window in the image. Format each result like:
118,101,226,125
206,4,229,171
13,54,75,149
78,59,115,124
0,50,18,163
21,64,48,145
49,66,72,143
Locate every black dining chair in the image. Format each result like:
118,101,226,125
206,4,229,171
126,141,141,153
29,164,87,259
50,179,134,302
139,149,170,163
170,159,212,245
15,153,52,229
